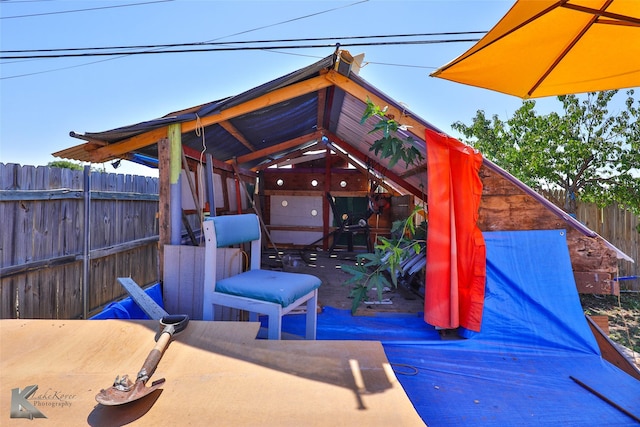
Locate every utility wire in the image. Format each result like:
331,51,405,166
1,39,481,60
0,0,173,19
205,0,369,43
1,0,371,79
1,0,449,80
1,31,487,54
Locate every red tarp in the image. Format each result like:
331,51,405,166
424,129,486,332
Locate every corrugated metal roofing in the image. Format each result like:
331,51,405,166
55,51,631,259
58,52,439,195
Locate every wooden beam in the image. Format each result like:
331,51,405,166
401,164,426,179
219,120,257,152
253,147,318,171
233,130,323,166
78,75,333,163
181,75,333,133
157,138,171,279
182,145,237,174
324,131,425,199
89,127,168,163
323,70,428,141
326,144,399,196
317,87,327,130
586,315,640,381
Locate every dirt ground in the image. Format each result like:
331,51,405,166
581,293,640,356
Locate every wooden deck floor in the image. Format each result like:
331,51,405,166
262,249,425,316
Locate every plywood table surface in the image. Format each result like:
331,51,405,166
0,319,424,426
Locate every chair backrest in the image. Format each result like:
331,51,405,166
202,214,262,320
204,213,263,268
209,213,261,247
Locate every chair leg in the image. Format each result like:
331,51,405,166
268,314,282,340
305,290,318,340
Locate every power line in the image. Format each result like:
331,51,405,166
0,0,456,80
206,0,369,43
0,39,481,60
0,0,173,19
1,32,487,54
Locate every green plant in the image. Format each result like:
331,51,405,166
361,98,424,168
341,206,426,314
339,100,428,313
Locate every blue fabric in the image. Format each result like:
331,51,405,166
384,341,640,426
90,283,164,319
384,230,640,426
209,214,261,247
460,229,600,354
279,229,640,425
216,269,321,307
275,306,441,341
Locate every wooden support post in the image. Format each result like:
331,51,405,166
158,138,171,279
168,124,182,244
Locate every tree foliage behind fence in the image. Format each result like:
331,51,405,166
542,189,639,285
0,163,160,319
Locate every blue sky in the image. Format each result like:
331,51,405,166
0,0,619,177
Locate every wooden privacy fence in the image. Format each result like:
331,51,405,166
0,163,160,319
542,189,639,285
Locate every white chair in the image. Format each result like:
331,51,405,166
202,213,321,340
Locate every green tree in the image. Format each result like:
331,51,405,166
48,160,84,171
452,90,640,217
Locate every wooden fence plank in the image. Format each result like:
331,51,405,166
1,163,161,319
541,189,638,281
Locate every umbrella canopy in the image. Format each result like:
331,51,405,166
431,0,640,98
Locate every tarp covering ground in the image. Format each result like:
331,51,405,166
283,229,640,426
93,230,640,425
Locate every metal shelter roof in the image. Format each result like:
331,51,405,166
57,51,441,198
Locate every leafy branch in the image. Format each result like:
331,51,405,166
361,98,424,168
341,206,426,313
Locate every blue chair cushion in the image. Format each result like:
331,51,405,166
216,269,321,307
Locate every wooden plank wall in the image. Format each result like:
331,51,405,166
478,165,633,294
0,163,160,319
542,189,639,284
163,246,242,320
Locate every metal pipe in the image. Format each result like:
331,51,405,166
82,165,91,319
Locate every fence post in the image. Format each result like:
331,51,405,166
82,165,91,319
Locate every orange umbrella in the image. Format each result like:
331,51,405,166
431,0,640,98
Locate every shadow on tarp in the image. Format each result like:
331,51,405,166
272,307,441,342
90,230,640,425
282,229,640,426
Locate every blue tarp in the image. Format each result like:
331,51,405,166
90,283,163,319
280,229,640,426
93,232,640,425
